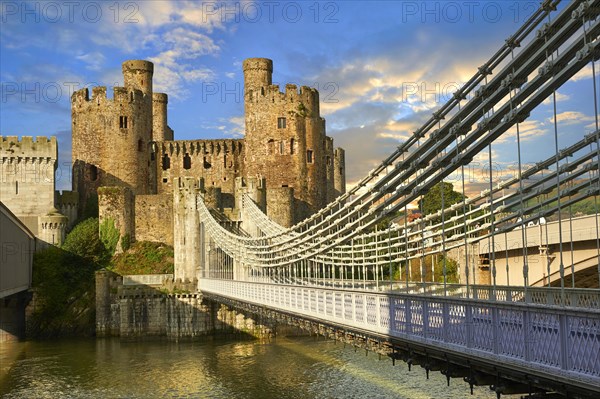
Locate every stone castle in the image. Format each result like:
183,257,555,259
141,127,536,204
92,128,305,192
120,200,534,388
1,58,345,263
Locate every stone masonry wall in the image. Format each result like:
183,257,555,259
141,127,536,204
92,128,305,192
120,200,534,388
135,194,173,245
95,270,273,340
157,139,244,210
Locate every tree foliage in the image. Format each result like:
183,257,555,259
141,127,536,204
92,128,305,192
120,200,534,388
62,217,109,265
418,182,465,215
31,218,111,337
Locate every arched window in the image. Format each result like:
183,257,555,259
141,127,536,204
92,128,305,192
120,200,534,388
183,153,192,170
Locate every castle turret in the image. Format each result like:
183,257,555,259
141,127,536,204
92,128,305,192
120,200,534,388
152,93,172,142
122,60,153,96
243,58,273,94
38,208,68,248
334,148,346,198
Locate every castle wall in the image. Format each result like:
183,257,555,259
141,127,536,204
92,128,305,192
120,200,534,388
157,139,244,209
0,136,58,234
266,187,295,227
135,194,173,245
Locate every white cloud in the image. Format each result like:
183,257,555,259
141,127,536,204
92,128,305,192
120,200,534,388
228,116,245,137
148,28,219,98
548,111,595,125
76,52,106,71
570,65,595,82
542,92,570,105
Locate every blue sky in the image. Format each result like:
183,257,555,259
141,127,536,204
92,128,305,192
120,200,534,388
1,1,598,194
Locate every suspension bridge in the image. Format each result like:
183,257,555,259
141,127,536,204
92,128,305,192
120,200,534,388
187,1,600,397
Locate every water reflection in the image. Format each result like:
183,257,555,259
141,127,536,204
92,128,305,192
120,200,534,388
1,337,500,398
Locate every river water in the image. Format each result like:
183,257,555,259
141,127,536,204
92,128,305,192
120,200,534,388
1,336,501,398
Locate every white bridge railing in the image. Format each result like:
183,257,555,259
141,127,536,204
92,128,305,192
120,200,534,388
200,278,600,390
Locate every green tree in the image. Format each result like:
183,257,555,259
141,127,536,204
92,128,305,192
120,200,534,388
62,217,109,265
418,182,465,215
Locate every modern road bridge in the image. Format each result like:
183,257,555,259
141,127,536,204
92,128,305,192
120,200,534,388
192,1,600,397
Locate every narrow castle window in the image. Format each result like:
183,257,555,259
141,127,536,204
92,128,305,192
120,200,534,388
279,140,285,155
183,153,192,170
277,117,287,129
15,181,18,195
89,165,98,181
162,154,171,170
307,150,314,163
203,156,212,169
290,138,295,154
138,140,143,152
326,156,331,166
119,116,128,129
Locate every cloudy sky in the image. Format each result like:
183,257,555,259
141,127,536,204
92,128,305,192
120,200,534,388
1,1,598,194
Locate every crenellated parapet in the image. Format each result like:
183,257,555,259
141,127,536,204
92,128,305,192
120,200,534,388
159,139,243,156
1,136,57,161
71,86,147,110
246,84,320,117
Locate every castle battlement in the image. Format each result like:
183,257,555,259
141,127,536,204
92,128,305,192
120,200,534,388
71,86,146,106
1,136,57,159
159,139,244,156
56,190,79,207
247,83,320,117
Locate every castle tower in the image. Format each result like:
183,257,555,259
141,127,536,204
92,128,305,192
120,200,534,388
242,58,332,224
71,60,156,213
